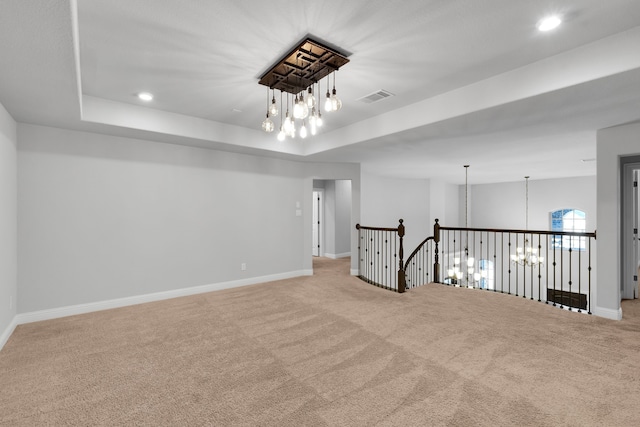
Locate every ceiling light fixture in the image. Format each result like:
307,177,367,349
269,89,279,117
537,15,562,32
258,37,349,141
137,92,153,101
511,176,544,266
448,165,482,287
261,87,274,133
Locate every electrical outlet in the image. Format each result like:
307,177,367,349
241,263,247,271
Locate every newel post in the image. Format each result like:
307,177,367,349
397,219,406,293
355,224,361,277
434,219,441,283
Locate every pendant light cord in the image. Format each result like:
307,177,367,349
464,165,469,228
525,176,529,230
464,165,469,256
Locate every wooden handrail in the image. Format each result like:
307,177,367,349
355,224,402,232
404,236,434,272
439,225,596,238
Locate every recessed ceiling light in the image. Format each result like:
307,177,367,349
537,15,562,32
137,92,153,101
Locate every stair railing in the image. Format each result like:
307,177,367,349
404,219,596,314
355,219,406,292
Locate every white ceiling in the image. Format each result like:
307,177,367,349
1,0,640,184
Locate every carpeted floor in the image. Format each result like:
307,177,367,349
2,257,640,426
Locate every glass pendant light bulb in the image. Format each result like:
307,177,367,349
306,86,315,108
262,88,274,132
262,113,274,133
292,91,308,119
324,87,332,112
276,90,284,139
300,121,307,139
283,112,292,134
309,111,317,135
269,92,279,117
293,93,303,119
300,100,309,119
316,111,323,127
330,88,342,112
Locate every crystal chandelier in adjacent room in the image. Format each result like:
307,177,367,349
511,176,544,267
258,37,349,141
448,165,485,287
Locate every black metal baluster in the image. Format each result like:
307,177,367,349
537,233,542,302
515,233,519,297
577,242,582,313
568,242,573,311
527,232,532,299
493,232,497,292
552,240,557,307
393,232,397,290
560,239,564,309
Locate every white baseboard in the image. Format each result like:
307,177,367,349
592,305,623,320
325,252,351,259
15,270,310,326
351,269,359,276
0,316,18,352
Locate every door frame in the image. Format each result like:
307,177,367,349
312,189,324,257
621,156,640,299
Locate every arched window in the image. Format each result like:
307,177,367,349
550,209,586,250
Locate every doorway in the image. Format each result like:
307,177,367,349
312,179,352,259
621,157,640,300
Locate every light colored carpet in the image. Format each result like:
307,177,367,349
2,257,640,426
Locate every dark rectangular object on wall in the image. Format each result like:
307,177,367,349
547,289,588,310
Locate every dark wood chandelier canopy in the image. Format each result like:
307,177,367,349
258,37,350,95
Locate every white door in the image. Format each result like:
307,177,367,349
621,163,640,299
312,190,323,256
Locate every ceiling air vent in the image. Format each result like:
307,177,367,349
357,89,394,104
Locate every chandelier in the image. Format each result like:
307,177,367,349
511,176,544,267
258,37,349,141
447,165,487,287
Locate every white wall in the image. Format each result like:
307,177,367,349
0,102,17,348
597,121,640,319
334,180,352,256
17,124,360,315
0,104,18,349
429,179,459,228
324,181,337,256
361,172,431,255
469,176,597,231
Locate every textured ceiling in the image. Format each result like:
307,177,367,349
1,0,640,183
